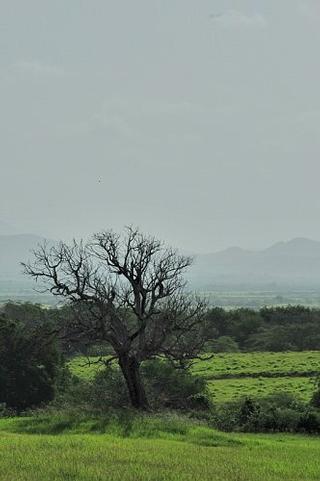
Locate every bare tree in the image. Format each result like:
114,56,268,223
23,227,209,409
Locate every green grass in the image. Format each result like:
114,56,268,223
2,352,320,480
68,356,106,380
192,351,320,379
70,351,320,380
68,351,320,404
0,416,320,481
208,376,315,403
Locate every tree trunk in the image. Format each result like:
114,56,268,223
118,354,149,410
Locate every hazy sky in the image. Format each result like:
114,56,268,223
1,0,320,252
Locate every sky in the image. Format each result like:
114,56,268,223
1,0,320,253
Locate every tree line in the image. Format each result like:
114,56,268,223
206,305,320,352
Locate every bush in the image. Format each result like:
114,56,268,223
298,409,320,433
0,316,61,411
90,367,130,409
212,392,320,434
62,359,211,412
141,359,211,410
310,376,320,408
209,336,240,353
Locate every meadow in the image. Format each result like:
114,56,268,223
208,376,314,403
69,351,320,404
0,415,320,481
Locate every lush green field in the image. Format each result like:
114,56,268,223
192,351,320,378
208,376,314,403
2,353,320,480
69,351,320,403
0,416,320,481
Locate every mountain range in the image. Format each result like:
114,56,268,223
1,234,320,300
188,238,320,289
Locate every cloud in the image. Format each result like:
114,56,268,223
211,10,267,29
10,60,65,78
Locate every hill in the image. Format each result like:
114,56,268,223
1,235,320,301
189,238,320,289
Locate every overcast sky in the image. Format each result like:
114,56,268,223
1,0,319,252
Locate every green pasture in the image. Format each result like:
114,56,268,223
69,351,320,380
0,416,320,481
208,376,314,403
68,351,320,404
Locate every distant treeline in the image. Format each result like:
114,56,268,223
206,305,320,352
1,302,320,354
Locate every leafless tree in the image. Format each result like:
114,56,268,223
23,227,209,409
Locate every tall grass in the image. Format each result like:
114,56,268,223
0,415,319,481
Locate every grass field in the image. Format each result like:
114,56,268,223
2,352,320,480
69,351,320,404
0,415,320,481
207,376,315,403
192,351,320,379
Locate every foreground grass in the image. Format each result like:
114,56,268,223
0,415,320,481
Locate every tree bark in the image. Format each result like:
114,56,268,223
118,354,149,410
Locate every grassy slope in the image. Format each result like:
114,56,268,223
0,416,319,481
69,351,320,403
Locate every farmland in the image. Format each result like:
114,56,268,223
207,376,314,403
192,351,320,379
69,351,320,404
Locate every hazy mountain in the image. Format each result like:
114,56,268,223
1,235,320,301
189,238,320,289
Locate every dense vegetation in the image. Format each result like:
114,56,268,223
206,305,320,351
0,315,60,411
2,301,320,416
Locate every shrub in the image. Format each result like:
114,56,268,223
209,336,240,353
73,359,211,411
141,359,211,410
90,366,130,409
212,392,320,434
0,316,61,411
298,409,320,433
310,376,320,408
